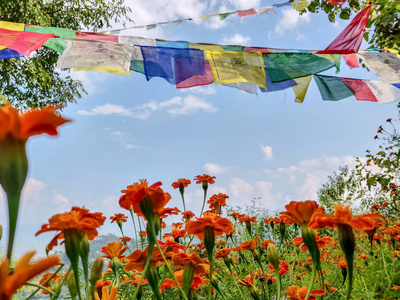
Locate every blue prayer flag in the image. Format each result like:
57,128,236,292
141,46,205,85
0,48,23,59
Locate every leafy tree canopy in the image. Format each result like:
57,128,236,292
0,0,133,109
305,0,400,49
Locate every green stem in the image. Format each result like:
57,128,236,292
230,269,245,299
131,242,154,299
305,264,316,300
208,260,213,300
199,186,208,217
25,264,64,300
25,282,55,296
129,208,139,250
153,232,189,300
6,192,20,260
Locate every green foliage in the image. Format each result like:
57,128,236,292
0,0,133,110
305,0,400,49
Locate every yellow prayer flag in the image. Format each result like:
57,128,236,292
292,0,310,11
293,76,312,103
189,42,225,52
315,54,340,63
202,13,218,20
73,67,131,75
386,49,400,58
0,21,25,51
206,50,267,89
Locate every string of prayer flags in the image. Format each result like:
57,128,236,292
255,7,277,15
340,77,378,102
363,81,400,103
206,50,267,89
57,39,133,75
263,53,337,82
316,4,371,54
25,27,76,53
219,12,236,20
358,52,400,83
76,31,118,43
0,28,56,56
140,46,206,84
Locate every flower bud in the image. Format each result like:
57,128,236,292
68,272,78,299
267,243,279,271
204,227,216,262
182,263,195,296
90,257,104,286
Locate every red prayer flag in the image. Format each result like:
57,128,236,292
343,53,359,69
0,28,56,56
237,9,257,17
176,60,214,88
316,4,371,54
340,77,378,102
327,0,347,6
244,46,271,53
76,31,119,43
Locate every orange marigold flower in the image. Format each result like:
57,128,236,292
381,202,390,208
160,270,208,291
0,102,70,141
392,285,400,290
185,213,234,241
119,180,171,218
280,201,324,225
285,285,325,300
39,273,62,294
183,210,196,220
172,252,209,274
309,204,380,231
238,214,257,224
333,260,348,268
172,178,191,189
0,251,61,300
194,174,216,185
158,237,186,254
95,279,112,292
269,260,289,276
293,236,333,252
172,222,184,229
163,228,186,240
124,246,172,273
214,248,233,259
240,236,260,251
101,241,129,260
371,204,380,210
237,270,256,288
120,236,131,243
264,216,275,224
110,213,128,224
207,193,229,209
159,207,181,219
260,239,275,248
35,207,106,250
94,286,119,300
125,274,148,286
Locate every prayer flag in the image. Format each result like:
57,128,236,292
386,48,400,58
172,20,183,26
25,27,76,53
176,60,214,88
219,12,236,20
57,39,133,75
0,28,56,56
147,24,157,30
202,13,218,20
340,77,377,102
244,47,271,53
327,0,347,6
358,52,400,83
0,48,23,59
274,2,292,7
293,76,312,103
224,82,259,94
141,46,205,84
314,75,355,101
76,31,118,42
0,21,24,51
206,50,267,89
266,73,297,92
263,53,336,82
237,9,257,17
292,0,310,11
119,36,156,47
316,4,371,54
364,80,400,103
189,43,225,51
255,7,276,15
157,41,189,48
343,53,359,69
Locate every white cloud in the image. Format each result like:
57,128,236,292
180,86,217,95
229,178,254,202
204,163,227,174
107,131,139,149
78,95,217,119
53,193,69,205
22,178,46,198
260,144,273,161
222,33,251,45
273,8,310,37
255,181,283,209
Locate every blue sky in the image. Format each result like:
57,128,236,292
1,0,398,256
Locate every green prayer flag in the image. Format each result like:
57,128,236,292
263,53,336,82
220,45,244,52
314,75,355,101
25,27,76,53
219,12,236,20
130,60,145,74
